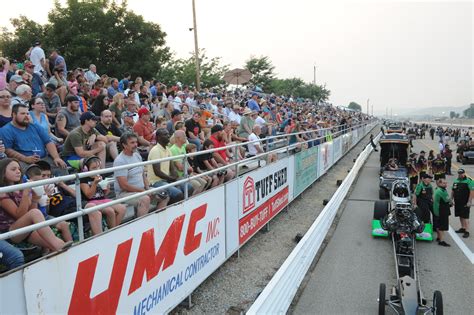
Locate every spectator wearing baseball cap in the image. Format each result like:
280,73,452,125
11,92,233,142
133,107,154,147
24,60,45,97
61,111,107,170
7,74,25,97
248,93,260,112
120,111,136,133
38,83,61,123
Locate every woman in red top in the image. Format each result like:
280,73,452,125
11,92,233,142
0,159,70,251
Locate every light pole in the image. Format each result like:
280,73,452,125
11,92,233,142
367,99,370,115
192,0,201,91
313,63,316,85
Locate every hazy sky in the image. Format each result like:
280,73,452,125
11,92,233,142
1,0,472,114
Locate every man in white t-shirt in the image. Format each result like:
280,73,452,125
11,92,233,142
228,105,242,124
114,133,153,217
28,41,46,75
173,91,184,110
255,111,266,127
185,92,197,108
247,126,262,157
247,125,277,163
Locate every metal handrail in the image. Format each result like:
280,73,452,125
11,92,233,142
0,120,370,193
0,120,376,241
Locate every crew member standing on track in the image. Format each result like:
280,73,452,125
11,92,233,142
413,173,433,223
443,144,453,175
427,150,435,175
407,153,419,193
417,151,428,180
431,153,446,180
433,178,452,247
451,169,473,238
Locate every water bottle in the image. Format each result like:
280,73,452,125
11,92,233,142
0,140,5,159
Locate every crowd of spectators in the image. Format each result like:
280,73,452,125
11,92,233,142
0,41,372,271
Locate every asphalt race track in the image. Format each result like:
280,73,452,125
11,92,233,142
292,138,474,315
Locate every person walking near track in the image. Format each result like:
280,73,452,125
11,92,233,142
451,169,473,238
413,173,433,223
433,178,451,246
442,144,453,175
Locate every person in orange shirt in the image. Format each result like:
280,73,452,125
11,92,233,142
197,104,213,138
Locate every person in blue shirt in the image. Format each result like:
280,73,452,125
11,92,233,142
50,49,67,74
248,92,260,112
118,73,131,92
0,104,67,174
149,80,160,98
107,78,120,98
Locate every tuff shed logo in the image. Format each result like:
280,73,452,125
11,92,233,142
243,177,255,213
242,168,288,215
67,203,219,315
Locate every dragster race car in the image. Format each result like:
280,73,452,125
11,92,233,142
372,181,443,315
372,180,433,241
378,133,410,199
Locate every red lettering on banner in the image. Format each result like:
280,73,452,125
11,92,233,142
184,204,207,255
68,203,214,312
68,239,133,315
239,187,289,245
206,218,220,242
128,215,185,295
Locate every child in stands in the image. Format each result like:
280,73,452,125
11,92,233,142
37,160,104,236
24,164,73,242
79,156,126,229
0,158,71,252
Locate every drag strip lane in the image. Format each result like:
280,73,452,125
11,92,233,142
292,147,474,315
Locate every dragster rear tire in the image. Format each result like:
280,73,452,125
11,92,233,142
378,283,386,315
433,290,443,315
374,201,389,220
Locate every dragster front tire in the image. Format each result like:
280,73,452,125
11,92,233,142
433,290,443,315
378,283,386,315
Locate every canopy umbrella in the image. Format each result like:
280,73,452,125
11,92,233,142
223,68,252,85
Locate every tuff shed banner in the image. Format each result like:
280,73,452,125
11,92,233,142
22,187,226,315
238,159,290,244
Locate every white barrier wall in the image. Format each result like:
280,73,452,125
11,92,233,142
0,122,376,314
